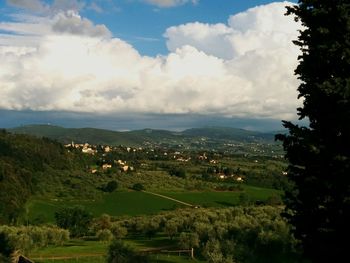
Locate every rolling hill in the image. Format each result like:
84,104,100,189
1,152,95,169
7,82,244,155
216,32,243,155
8,124,279,147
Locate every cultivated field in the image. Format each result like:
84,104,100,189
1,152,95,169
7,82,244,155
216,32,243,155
26,185,280,223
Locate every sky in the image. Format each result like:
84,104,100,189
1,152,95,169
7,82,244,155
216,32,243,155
0,0,302,131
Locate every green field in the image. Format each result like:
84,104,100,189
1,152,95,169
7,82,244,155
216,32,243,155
161,185,280,207
26,191,184,223
26,186,280,223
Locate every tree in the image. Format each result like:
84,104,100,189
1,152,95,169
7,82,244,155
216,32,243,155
164,220,178,240
168,167,186,178
110,224,128,240
91,214,112,233
0,232,13,259
103,181,119,193
178,232,200,250
107,240,148,263
55,206,92,237
96,229,113,243
277,1,350,262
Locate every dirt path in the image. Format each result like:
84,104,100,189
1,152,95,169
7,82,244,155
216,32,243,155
142,191,195,207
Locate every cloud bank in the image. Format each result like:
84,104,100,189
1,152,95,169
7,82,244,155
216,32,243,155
0,1,301,120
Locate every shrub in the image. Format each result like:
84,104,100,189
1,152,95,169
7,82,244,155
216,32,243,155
132,183,145,191
103,181,119,192
96,229,113,243
107,240,148,263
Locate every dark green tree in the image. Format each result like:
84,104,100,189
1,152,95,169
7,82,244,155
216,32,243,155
277,1,350,262
55,206,92,237
168,167,186,179
103,180,119,192
0,232,14,259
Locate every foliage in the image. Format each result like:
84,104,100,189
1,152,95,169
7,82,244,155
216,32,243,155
168,166,187,178
107,239,149,263
0,131,92,223
25,206,300,263
178,232,200,250
0,231,14,257
0,225,69,255
103,181,119,193
132,183,145,191
110,224,128,240
277,1,350,262
55,206,92,237
91,214,112,233
113,206,300,263
96,229,114,243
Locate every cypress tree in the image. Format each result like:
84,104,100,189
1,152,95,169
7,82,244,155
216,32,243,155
277,1,350,262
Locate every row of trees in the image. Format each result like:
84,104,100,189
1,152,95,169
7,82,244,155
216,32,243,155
0,225,69,257
99,206,300,263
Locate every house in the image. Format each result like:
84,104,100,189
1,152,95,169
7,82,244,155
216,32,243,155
115,160,126,165
11,252,34,263
81,143,96,154
219,174,226,179
198,153,208,160
102,164,112,170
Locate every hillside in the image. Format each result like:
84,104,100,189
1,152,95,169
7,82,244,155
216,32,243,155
0,130,83,223
181,126,275,141
9,125,278,147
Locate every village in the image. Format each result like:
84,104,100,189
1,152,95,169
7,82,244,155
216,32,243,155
61,141,284,183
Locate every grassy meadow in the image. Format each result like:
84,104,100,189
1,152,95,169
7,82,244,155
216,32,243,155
30,237,201,263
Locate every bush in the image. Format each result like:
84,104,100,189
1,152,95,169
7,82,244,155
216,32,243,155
0,232,14,257
132,183,145,191
107,240,148,263
110,224,128,239
96,229,113,243
0,226,69,254
168,167,186,178
103,181,119,192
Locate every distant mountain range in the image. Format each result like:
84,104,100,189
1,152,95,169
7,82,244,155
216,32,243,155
8,125,284,147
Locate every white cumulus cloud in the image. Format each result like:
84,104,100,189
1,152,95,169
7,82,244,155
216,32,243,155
0,1,301,120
